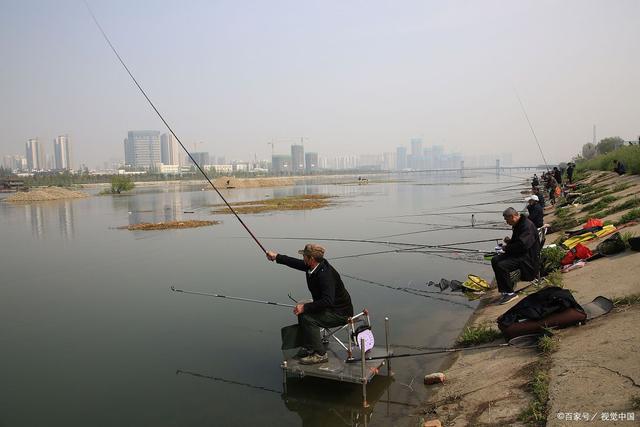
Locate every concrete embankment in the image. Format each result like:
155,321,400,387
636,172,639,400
419,171,640,426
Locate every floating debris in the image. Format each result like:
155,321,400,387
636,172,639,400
120,220,220,231
211,194,336,214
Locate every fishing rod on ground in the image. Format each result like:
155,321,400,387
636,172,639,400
345,333,542,363
84,2,267,255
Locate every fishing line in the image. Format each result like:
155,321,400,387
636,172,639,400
341,273,474,309
84,2,267,254
369,224,507,240
261,236,484,252
515,90,550,172
176,369,281,394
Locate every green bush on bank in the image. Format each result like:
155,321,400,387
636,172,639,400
576,145,640,175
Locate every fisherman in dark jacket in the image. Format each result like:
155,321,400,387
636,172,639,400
267,243,353,365
525,195,544,228
491,208,541,305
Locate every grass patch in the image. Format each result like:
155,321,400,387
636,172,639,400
612,294,640,307
537,335,559,356
549,216,579,233
612,183,632,193
456,324,502,347
604,197,640,215
519,360,551,426
632,396,640,410
581,195,618,213
211,194,335,214
545,270,564,288
616,208,640,225
540,246,567,275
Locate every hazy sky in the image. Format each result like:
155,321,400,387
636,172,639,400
1,0,638,167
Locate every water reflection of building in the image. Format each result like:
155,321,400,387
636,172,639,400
25,204,45,238
126,191,183,226
58,201,75,239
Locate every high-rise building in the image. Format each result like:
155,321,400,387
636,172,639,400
26,138,45,171
272,155,291,174
53,135,72,170
305,152,318,171
189,152,210,167
383,152,396,171
410,138,423,169
124,131,161,169
291,145,305,173
396,146,407,170
160,133,182,166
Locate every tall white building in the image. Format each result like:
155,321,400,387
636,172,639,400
53,135,73,170
160,133,182,166
25,138,45,171
124,131,161,169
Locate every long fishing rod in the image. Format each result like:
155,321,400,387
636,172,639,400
515,90,550,172
261,236,485,252
171,286,294,308
85,2,266,254
369,224,508,240
346,333,541,363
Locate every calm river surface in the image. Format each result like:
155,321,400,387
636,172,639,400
0,171,533,426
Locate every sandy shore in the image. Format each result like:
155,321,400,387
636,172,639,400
420,172,640,426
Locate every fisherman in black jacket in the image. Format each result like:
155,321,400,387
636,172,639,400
491,208,541,305
267,243,353,365
525,195,544,228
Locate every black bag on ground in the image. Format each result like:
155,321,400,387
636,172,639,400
596,232,626,255
497,286,585,333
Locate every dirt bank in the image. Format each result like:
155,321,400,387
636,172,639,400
211,194,336,214
5,187,89,202
420,172,640,426
121,220,220,231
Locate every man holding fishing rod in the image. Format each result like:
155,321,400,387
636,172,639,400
266,244,354,365
491,208,541,305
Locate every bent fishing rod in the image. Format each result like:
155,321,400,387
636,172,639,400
171,286,294,308
85,2,266,254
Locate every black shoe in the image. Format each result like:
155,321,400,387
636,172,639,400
293,348,312,359
499,293,519,305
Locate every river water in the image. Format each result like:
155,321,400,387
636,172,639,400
0,171,532,426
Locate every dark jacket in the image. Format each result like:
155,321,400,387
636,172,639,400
276,255,354,317
527,202,544,228
504,215,541,280
498,286,584,328
553,169,562,184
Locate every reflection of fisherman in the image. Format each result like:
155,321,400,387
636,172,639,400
267,244,354,365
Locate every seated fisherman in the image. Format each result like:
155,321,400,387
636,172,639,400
491,208,541,305
525,195,544,228
532,186,545,207
613,159,626,175
266,244,354,365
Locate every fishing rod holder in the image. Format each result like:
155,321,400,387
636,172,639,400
320,309,374,361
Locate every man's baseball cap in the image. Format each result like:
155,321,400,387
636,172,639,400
298,243,325,258
525,195,539,202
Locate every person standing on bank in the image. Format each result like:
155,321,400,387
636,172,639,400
266,244,354,365
491,208,541,305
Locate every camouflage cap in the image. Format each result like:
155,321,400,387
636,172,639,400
298,243,325,258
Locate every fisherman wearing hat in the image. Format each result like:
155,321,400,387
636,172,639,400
267,244,354,365
525,195,544,228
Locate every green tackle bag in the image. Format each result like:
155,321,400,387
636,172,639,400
595,232,626,256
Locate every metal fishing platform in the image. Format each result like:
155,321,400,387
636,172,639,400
281,312,393,407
